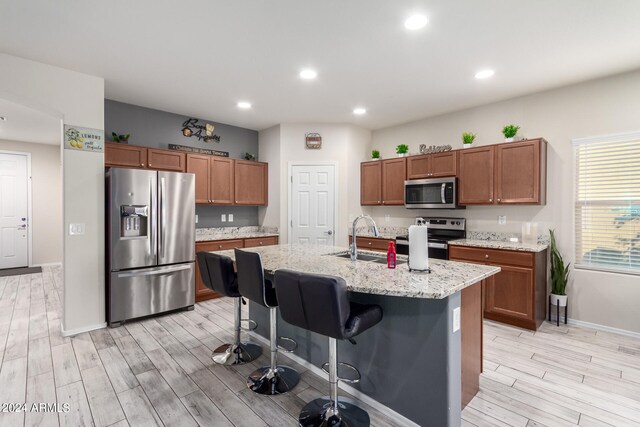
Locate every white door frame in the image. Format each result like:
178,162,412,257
0,150,33,267
288,161,339,245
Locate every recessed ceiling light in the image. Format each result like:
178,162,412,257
404,14,428,30
475,69,495,79
299,69,318,80
353,108,367,115
237,102,252,109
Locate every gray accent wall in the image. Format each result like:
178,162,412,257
105,100,260,228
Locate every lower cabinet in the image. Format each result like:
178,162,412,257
348,236,393,252
449,245,547,330
194,236,279,302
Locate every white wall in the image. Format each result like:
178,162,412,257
258,123,371,246
369,69,640,333
0,139,62,265
0,53,105,335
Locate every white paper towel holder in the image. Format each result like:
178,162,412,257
408,224,432,273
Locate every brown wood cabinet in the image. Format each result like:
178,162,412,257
211,157,235,205
458,139,547,205
495,138,547,204
406,151,457,179
186,154,211,204
458,146,495,204
147,148,186,172
381,158,407,205
235,160,268,205
105,143,147,168
348,236,392,252
449,245,547,330
360,161,382,205
244,236,279,248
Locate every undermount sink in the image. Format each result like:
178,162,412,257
331,252,407,265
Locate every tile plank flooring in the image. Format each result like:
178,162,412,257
1,267,639,426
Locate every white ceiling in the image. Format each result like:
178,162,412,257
0,99,61,145
1,1,640,131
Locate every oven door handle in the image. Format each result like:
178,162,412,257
428,242,448,249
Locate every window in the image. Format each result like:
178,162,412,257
574,132,640,275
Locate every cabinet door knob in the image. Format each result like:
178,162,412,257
485,254,489,259
219,245,223,249
497,198,501,202
141,163,145,167
489,198,493,202
368,242,372,245
148,163,152,167
259,241,263,245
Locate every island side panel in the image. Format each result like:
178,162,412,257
249,292,463,427
461,280,483,408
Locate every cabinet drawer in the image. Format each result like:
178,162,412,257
449,245,533,268
349,236,392,252
197,239,244,252
244,236,279,248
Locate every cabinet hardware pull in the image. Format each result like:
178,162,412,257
219,245,223,249
148,163,152,166
485,254,489,258
141,163,145,166
489,198,493,202
497,198,501,202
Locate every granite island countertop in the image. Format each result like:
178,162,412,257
449,239,548,253
216,244,500,299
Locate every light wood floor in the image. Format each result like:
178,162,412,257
1,266,639,426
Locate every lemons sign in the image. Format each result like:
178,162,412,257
64,125,104,152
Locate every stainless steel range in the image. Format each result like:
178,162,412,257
396,217,466,260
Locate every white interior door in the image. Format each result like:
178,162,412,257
291,164,335,245
0,153,29,269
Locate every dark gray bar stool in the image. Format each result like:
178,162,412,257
196,252,262,365
274,269,383,427
234,249,300,395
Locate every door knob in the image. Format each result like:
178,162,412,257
324,231,333,235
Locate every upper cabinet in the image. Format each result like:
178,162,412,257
495,138,546,204
407,151,457,179
361,161,382,205
186,155,267,206
105,143,147,169
234,160,268,205
458,146,495,205
381,158,407,205
147,149,186,172
458,138,547,205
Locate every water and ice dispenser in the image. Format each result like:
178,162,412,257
120,205,148,238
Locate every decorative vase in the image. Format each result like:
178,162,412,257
549,293,568,307
504,137,514,143
463,143,472,149
371,157,380,161
397,153,407,157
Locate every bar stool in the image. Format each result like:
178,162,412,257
274,269,383,427
196,252,262,365
234,249,300,395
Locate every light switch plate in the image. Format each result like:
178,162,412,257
498,215,507,225
69,223,85,235
195,215,198,224
221,214,226,222
453,307,461,332
228,214,234,222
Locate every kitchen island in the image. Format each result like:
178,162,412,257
216,244,500,426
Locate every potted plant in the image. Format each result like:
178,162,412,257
111,132,130,144
502,124,520,142
549,229,570,312
395,144,409,157
371,149,381,160
462,132,476,149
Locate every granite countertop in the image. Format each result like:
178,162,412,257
449,239,548,253
196,226,279,242
216,244,500,299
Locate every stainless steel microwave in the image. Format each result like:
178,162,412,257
404,177,461,209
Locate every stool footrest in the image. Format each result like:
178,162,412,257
277,336,297,353
240,318,257,331
321,361,361,384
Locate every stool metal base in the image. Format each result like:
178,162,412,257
299,397,370,427
212,342,262,365
247,366,300,395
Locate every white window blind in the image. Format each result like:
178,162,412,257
574,132,640,275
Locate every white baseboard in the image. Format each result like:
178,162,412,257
31,262,62,268
548,315,640,339
248,332,420,427
61,322,107,337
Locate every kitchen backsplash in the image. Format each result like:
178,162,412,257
195,226,278,241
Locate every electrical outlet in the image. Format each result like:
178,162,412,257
453,307,461,332
221,214,226,222
228,214,234,222
385,214,390,222
498,215,507,225
195,215,198,224
69,223,85,235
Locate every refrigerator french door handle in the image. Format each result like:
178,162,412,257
150,177,157,257
160,177,167,258
116,263,192,278
441,183,447,204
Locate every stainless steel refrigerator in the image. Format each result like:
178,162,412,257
106,167,195,326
